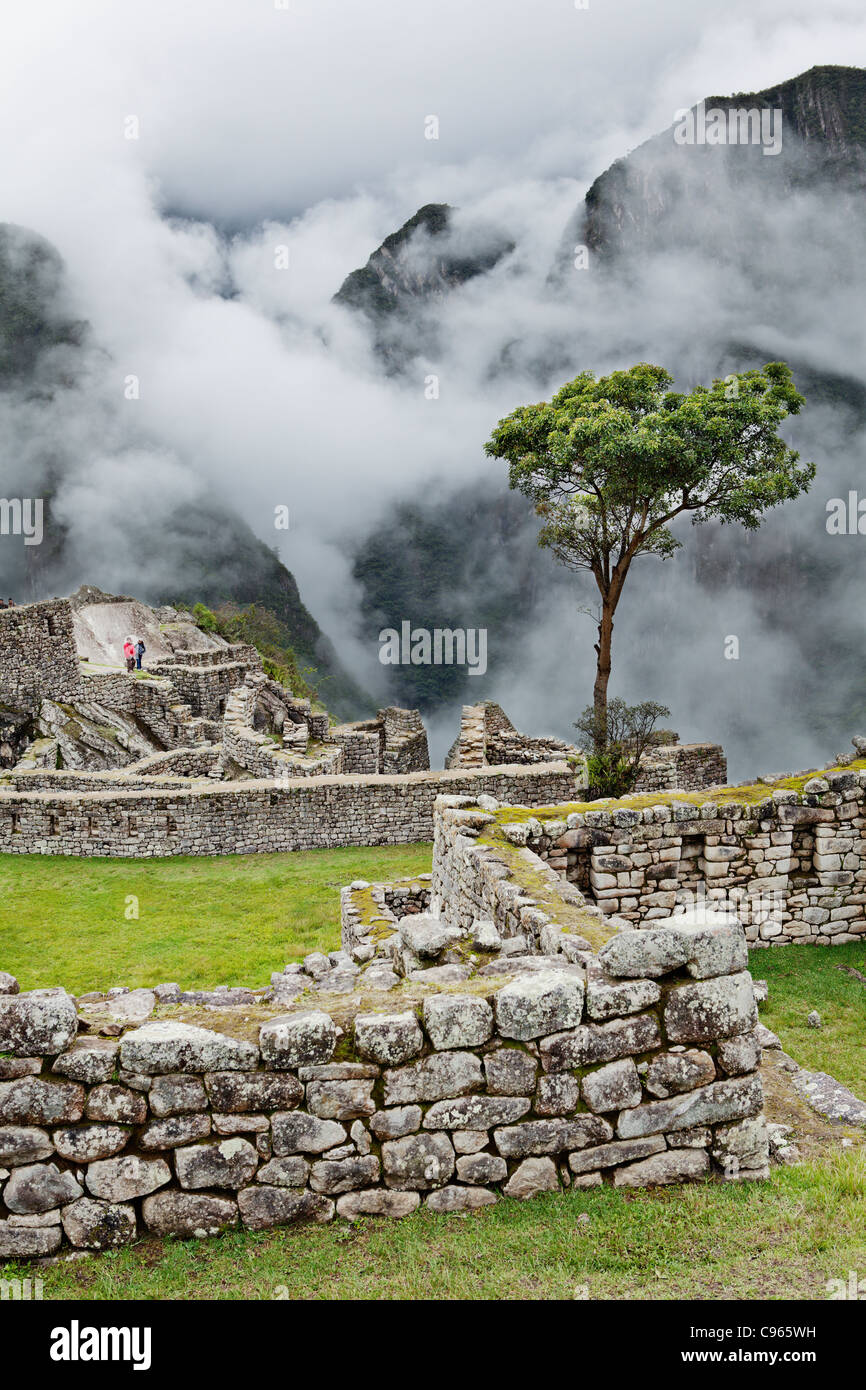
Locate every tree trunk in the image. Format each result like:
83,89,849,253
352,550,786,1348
592,594,614,753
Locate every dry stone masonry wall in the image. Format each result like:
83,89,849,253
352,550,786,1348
0,795,768,1260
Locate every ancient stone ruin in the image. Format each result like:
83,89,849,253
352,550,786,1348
0,794,770,1259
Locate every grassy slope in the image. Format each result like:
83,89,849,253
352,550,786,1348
0,845,433,993
756,940,866,1097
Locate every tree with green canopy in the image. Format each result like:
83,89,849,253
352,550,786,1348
484,361,815,753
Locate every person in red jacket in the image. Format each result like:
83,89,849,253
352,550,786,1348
123,637,135,672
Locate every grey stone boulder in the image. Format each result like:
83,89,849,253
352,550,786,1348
120,1021,259,1075
149,1074,208,1117
256,1156,310,1187
471,920,502,951
0,988,78,1055
336,1190,419,1220
203,1071,303,1113
494,1116,612,1158
716,1031,762,1077
52,1037,119,1085
271,1111,347,1155
792,1069,866,1126
139,1114,212,1150
664,972,758,1043
598,929,691,979
0,1077,85,1125
540,1013,660,1072
495,971,585,1041
382,1132,455,1190
142,1190,238,1237
456,1152,508,1184
0,972,18,995
0,1219,61,1258
484,1048,538,1096
175,1137,259,1190
398,913,451,959
667,911,748,979
61,1197,136,1250
646,1049,717,1098
306,1079,375,1122
259,1011,336,1069
0,1125,53,1167
423,1096,531,1130
383,1051,483,1105
568,1135,666,1174
4,1162,83,1213
711,1116,770,1172
309,1155,380,1194
585,970,661,1022
86,1155,171,1201
535,1074,581,1116
423,995,493,1051
613,1147,710,1187
354,1012,424,1066
581,1058,642,1113
53,1124,130,1163
617,1073,763,1140
238,1185,334,1230
503,1156,559,1200
369,1107,421,1140
425,1185,497,1213
85,1084,147,1125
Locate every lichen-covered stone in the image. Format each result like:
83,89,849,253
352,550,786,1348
540,1013,660,1072
382,1132,455,1190
0,988,78,1056
495,971,585,1041
664,972,758,1043
53,1124,130,1162
85,1155,171,1201
237,1185,334,1230
309,1155,380,1194
120,1021,258,1075
494,1116,613,1158
306,1079,376,1122
383,1051,483,1105
534,1074,580,1116
259,1011,336,1069
138,1113,212,1150
369,1106,421,1139
568,1135,665,1174
174,1137,259,1190
585,970,661,1022
484,1049,538,1096
645,1049,717,1098
85,1084,147,1125
425,1184,497,1212
52,1038,119,1085
148,1073,208,1117
354,1012,424,1066
423,1095,531,1130
423,994,493,1050
271,1111,347,1155
716,1031,762,1077
203,1071,303,1113
455,1152,507,1184
581,1058,642,1113
4,1161,83,1213
0,1077,85,1125
142,1190,238,1237
613,1148,710,1187
0,1125,53,1167
711,1116,770,1171
336,1190,420,1220
61,1197,136,1250
256,1156,310,1187
617,1073,763,1140
598,929,690,979
0,1219,62,1258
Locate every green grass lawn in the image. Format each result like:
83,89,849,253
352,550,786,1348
19,1149,866,1301
755,940,866,1097
0,845,433,993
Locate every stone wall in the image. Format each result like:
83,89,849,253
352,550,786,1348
479,770,866,947
0,765,577,856
0,600,82,706
0,812,767,1259
633,743,728,793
